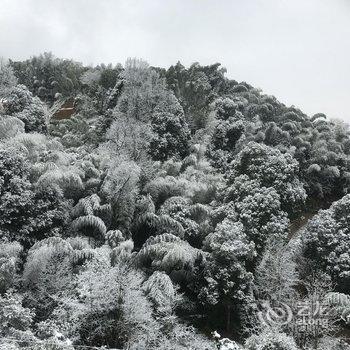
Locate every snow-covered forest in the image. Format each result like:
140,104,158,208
0,54,349,349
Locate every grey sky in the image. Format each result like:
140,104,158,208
1,0,350,121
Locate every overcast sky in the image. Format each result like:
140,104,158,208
1,0,350,121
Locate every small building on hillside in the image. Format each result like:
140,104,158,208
52,97,76,120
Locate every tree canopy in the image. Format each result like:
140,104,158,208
0,54,349,350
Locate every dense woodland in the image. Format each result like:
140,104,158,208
0,53,349,349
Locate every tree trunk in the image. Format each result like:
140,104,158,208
226,305,231,333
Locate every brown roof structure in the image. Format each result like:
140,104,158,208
52,98,76,120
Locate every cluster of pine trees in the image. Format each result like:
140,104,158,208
0,54,349,350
